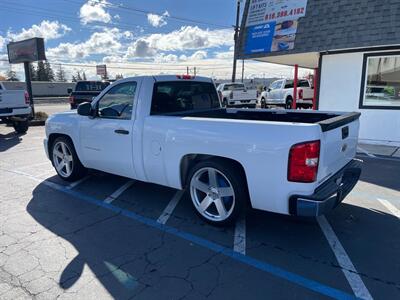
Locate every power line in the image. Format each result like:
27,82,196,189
62,0,232,29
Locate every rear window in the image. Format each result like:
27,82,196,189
75,81,109,92
298,80,310,87
151,81,220,115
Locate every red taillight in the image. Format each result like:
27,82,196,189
69,96,75,104
177,75,194,79
298,89,303,99
288,140,320,183
24,91,30,105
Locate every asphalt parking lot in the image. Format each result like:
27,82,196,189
0,125,399,300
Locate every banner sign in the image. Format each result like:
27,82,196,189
96,65,107,76
244,0,308,55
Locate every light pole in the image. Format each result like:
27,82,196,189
231,0,241,83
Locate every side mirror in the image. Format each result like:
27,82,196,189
267,88,271,92
263,87,267,91
67,88,73,94
77,102,93,116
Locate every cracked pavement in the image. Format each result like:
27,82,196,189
1,125,399,299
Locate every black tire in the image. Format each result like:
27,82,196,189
13,120,29,134
285,97,293,109
187,159,248,226
50,136,87,182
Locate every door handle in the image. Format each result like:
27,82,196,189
114,129,129,135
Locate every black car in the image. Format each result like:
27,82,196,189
69,81,110,109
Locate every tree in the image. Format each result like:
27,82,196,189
115,73,124,80
44,61,55,82
6,69,19,81
56,65,67,82
76,71,82,81
29,63,37,81
36,61,47,81
82,71,87,81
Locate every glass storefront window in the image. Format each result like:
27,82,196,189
360,53,400,109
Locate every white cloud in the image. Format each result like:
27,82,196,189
147,11,169,28
126,26,233,58
47,28,126,60
154,53,179,63
80,0,111,25
0,36,4,50
179,50,208,61
7,20,71,41
214,50,233,59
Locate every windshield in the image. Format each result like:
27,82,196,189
75,81,109,92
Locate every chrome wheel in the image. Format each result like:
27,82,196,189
190,167,235,222
52,141,74,177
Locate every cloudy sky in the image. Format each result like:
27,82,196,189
0,0,305,81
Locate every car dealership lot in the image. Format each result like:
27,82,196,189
0,125,399,300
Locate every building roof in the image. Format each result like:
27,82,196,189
238,0,400,68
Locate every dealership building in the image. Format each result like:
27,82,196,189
239,0,400,146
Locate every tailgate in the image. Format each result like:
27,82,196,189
233,90,256,100
317,112,361,184
0,90,26,109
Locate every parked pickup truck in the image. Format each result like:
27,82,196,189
69,80,110,109
0,82,31,133
216,82,257,108
44,75,362,225
260,78,314,109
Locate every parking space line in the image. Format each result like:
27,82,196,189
157,189,185,224
16,162,50,170
317,216,373,300
2,167,358,299
66,175,90,190
377,198,400,219
233,216,246,255
104,180,135,204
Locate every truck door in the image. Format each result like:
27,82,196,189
79,81,138,178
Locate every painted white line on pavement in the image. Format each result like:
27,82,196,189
66,175,90,190
357,147,376,158
157,190,185,224
104,180,135,204
233,216,246,255
317,216,373,300
16,162,50,170
377,198,400,219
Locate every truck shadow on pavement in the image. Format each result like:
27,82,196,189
0,131,23,152
26,181,400,299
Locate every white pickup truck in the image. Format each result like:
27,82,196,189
0,82,31,133
44,75,362,225
260,78,314,109
216,82,257,108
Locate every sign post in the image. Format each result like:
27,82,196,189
23,62,34,115
7,37,46,118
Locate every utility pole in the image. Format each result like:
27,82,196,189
194,67,197,76
231,0,241,83
186,66,189,75
24,62,34,116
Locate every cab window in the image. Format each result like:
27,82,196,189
97,82,137,120
151,81,220,115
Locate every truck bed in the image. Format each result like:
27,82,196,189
173,108,361,132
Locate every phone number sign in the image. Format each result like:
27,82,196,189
246,0,308,26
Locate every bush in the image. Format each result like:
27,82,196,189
34,111,48,121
